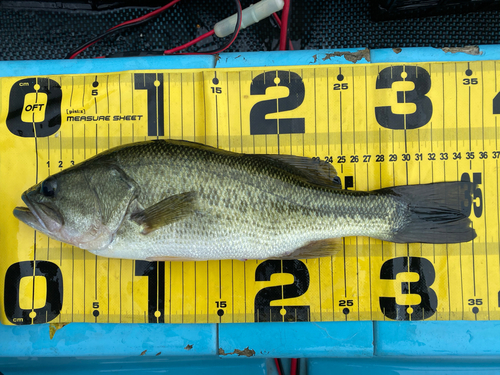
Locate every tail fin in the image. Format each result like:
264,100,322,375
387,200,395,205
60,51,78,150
377,182,477,244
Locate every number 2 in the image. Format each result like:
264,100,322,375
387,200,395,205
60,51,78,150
249,71,305,135
254,260,310,322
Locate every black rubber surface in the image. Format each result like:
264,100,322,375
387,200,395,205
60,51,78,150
1,0,499,60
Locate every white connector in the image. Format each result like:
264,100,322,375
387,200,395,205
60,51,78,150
214,0,285,38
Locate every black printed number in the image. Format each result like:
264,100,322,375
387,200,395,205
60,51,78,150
460,172,483,218
6,78,62,137
375,66,432,130
333,83,348,90
379,256,437,320
463,78,478,85
4,261,63,325
250,71,305,135
468,299,483,305
135,261,165,323
339,300,353,306
215,301,227,308
254,260,310,322
134,73,164,137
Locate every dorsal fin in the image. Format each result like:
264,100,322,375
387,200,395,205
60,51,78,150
251,154,341,189
161,141,340,188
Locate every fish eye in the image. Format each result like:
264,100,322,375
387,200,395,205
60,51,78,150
41,178,57,197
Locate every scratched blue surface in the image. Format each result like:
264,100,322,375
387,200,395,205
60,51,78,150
0,55,215,77
0,45,496,78
374,321,500,357
2,47,500,374
218,322,373,358
0,323,216,357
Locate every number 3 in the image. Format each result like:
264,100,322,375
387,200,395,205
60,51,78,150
375,66,432,130
379,256,438,320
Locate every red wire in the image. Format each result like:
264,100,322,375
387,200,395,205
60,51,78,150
170,0,242,55
68,0,182,59
279,0,290,50
273,11,293,50
69,42,98,59
272,12,282,27
291,358,298,375
274,359,283,375
110,0,182,30
164,29,215,54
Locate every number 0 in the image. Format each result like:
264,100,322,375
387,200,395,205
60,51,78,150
4,261,63,325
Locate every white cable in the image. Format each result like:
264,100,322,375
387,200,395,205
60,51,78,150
214,0,285,38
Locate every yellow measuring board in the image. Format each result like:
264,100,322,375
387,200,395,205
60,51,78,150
0,61,499,325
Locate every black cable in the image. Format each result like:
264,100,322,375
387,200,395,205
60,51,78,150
286,0,292,50
66,0,241,58
65,10,166,59
194,0,242,54
275,358,284,375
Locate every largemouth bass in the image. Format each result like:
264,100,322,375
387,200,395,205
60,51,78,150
14,140,476,261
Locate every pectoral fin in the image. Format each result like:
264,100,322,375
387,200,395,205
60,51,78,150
280,238,342,259
131,191,197,235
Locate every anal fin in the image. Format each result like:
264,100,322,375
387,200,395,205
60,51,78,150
280,238,342,259
131,191,197,235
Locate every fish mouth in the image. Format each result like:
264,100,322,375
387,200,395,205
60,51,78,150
13,193,63,234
